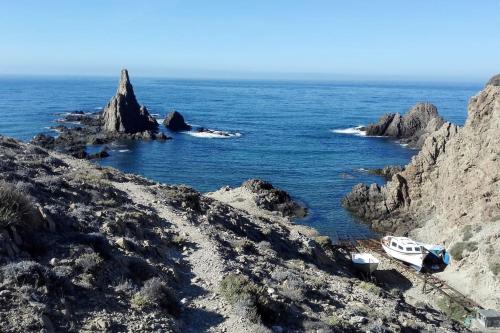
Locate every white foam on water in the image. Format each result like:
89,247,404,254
118,149,130,153
185,130,242,139
331,125,366,136
156,118,165,123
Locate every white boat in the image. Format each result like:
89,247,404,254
381,236,449,272
351,252,379,274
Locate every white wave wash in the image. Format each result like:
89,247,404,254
332,126,366,136
185,130,242,139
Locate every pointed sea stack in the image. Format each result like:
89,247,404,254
163,110,192,131
102,69,158,133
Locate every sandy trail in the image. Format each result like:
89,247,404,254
110,180,248,333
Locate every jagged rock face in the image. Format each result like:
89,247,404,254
163,111,191,131
364,103,445,148
102,70,158,133
343,76,500,307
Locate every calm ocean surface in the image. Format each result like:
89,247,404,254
0,76,481,240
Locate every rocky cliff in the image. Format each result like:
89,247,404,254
363,102,445,148
343,75,500,308
102,69,158,133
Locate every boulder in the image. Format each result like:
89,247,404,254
101,69,158,134
243,179,307,218
364,103,445,148
163,111,191,131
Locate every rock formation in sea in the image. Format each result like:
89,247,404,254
343,74,500,308
363,102,445,148
367,165,405,180
0,135,464,332
102,69,158,133
163,110,192,131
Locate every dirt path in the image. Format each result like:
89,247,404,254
111,181,246,333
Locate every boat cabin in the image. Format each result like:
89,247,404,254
383,236,423,254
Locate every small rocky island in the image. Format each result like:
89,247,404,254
31,69,170,159
163,110,192,131
362,102,445,148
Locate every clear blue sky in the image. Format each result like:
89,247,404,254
0,0,498,81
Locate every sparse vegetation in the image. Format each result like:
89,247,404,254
461,225,473,241
219,273,264,323
489,262,500,276
314,235,332,250
359,281,382,295
436,297,469,323
0,181,38,229
449,241,478,260
131,277,179,315
75,252,103,273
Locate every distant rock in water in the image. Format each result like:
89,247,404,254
363,102,445,148
163,110,191,131
486,73,500,87
102,69,158,133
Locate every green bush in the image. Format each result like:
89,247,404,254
489,262,500,276
0,181,38,229
436,297,468,323
462,225,473,241
131,277,179,316
219,273,259,304
449,241,478,261
219,273,264,323
75,252,103,273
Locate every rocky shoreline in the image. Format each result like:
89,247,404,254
0,135,465,332
343,75,500,309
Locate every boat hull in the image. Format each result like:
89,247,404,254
352,262,379,275
381,243,424,271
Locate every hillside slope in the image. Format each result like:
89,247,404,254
0,135,463,332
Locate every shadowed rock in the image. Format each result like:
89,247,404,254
363,103,445,148
163,111,191,131
102,69,158,133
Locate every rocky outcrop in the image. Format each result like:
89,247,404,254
102,69,158,134
343,74,500,308
367,165,405,180
242,179,307,218
363,103,445,148
163,111,191,131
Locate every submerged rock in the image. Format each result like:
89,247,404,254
363,102,445,148
102,69,158,134
163,110,191,131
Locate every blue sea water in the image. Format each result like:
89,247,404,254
0,76,481,240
